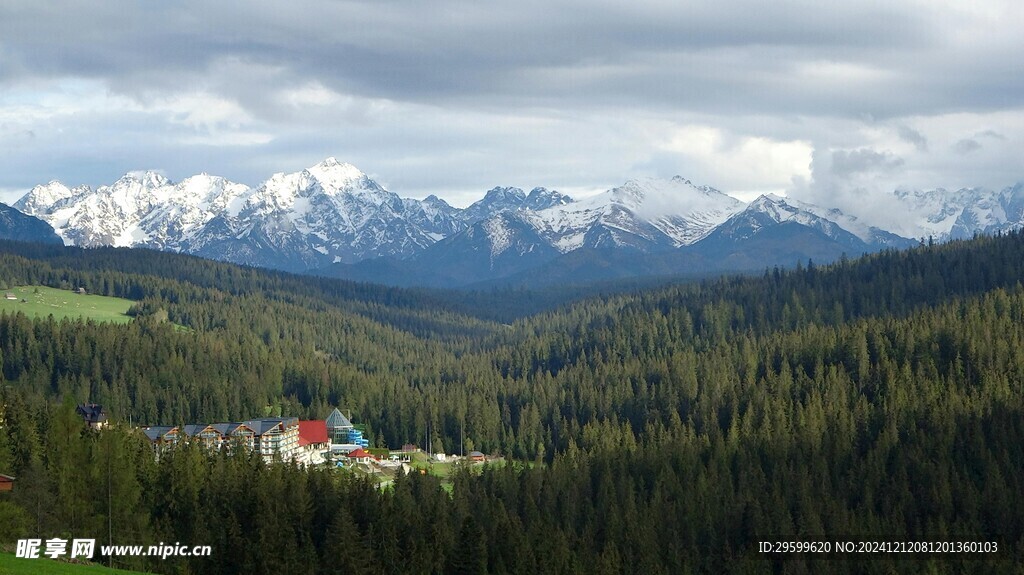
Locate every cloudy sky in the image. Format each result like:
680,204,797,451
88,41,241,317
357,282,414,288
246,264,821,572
0,1,1021,210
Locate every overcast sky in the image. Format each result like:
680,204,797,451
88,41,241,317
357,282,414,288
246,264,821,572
0,1,1021,210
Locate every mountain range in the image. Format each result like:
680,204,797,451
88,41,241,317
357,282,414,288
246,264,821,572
9,158,1024,287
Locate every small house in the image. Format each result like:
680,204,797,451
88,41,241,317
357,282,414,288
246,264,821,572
4,293,16,300
469,451,485,463
0,474,14,492
345,448,376,464
76,403,108,430
75,287,87,295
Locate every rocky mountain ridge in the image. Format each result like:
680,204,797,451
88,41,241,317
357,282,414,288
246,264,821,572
14,159,1024,284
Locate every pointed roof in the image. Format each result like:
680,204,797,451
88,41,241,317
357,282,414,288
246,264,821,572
142,426,177,442
243,418,283,435
346,448,374,459
182,424,219,437
212,422,244,436
326,408,352,429
76,403,108,424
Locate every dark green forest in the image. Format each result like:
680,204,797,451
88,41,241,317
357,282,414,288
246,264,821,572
0,234,1022,573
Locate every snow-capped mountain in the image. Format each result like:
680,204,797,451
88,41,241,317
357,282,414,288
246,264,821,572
861,184,1024,242
427,176,746,272
13,181,89,216
15,172,249,250
413,211,562,284
523,187,574,211
519,176,746,253
14,158,1024,287
772,196,918,250
16,159,477,272
337,176,752,286
401,195,465,240
458,186,573,224
180,158,471,270
706,194,887,249
14,160,582,273
884,187,992,240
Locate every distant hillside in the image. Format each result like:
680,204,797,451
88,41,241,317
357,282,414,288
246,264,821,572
0,204,62,245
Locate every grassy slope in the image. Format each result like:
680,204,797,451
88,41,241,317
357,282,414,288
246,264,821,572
0,553,152,575
0,286,133,324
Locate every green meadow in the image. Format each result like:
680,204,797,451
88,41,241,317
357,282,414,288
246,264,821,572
0,286,133,324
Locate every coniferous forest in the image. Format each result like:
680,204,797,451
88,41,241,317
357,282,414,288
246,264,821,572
0,234,1022,573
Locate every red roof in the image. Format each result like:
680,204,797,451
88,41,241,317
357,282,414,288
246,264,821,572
298,420,329,447
346,448,374,459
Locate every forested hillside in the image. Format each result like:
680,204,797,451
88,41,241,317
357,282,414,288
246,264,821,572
0,234,1022,572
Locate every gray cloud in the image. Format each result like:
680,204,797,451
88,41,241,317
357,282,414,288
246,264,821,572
788,146,911,232
830,149,904,177
0,1,1022,204
976,129,1006,140
1,1,1014,118
954,139,983,154
897,125,928,151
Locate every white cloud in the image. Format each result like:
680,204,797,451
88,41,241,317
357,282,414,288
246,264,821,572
0,187,26,205
657,124,812,195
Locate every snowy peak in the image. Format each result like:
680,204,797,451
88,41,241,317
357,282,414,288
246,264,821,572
708,194,868,249
312,156,362,176
457,176,746,258
856,183,1024,241
602,176,741,218
483,186,527,203
21,170,257,248
744,194,798,222
15,159,458,267
524,187,573,211
881,186,993,239
422,194,448,206
118,170,170,189
949,191,1006,240
175,174,250,211
459,185,573,224
776,195,916,250
305,157,380,196
460,187,528,223
565,176,745,247
14,181,87,215
401,195,465,239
